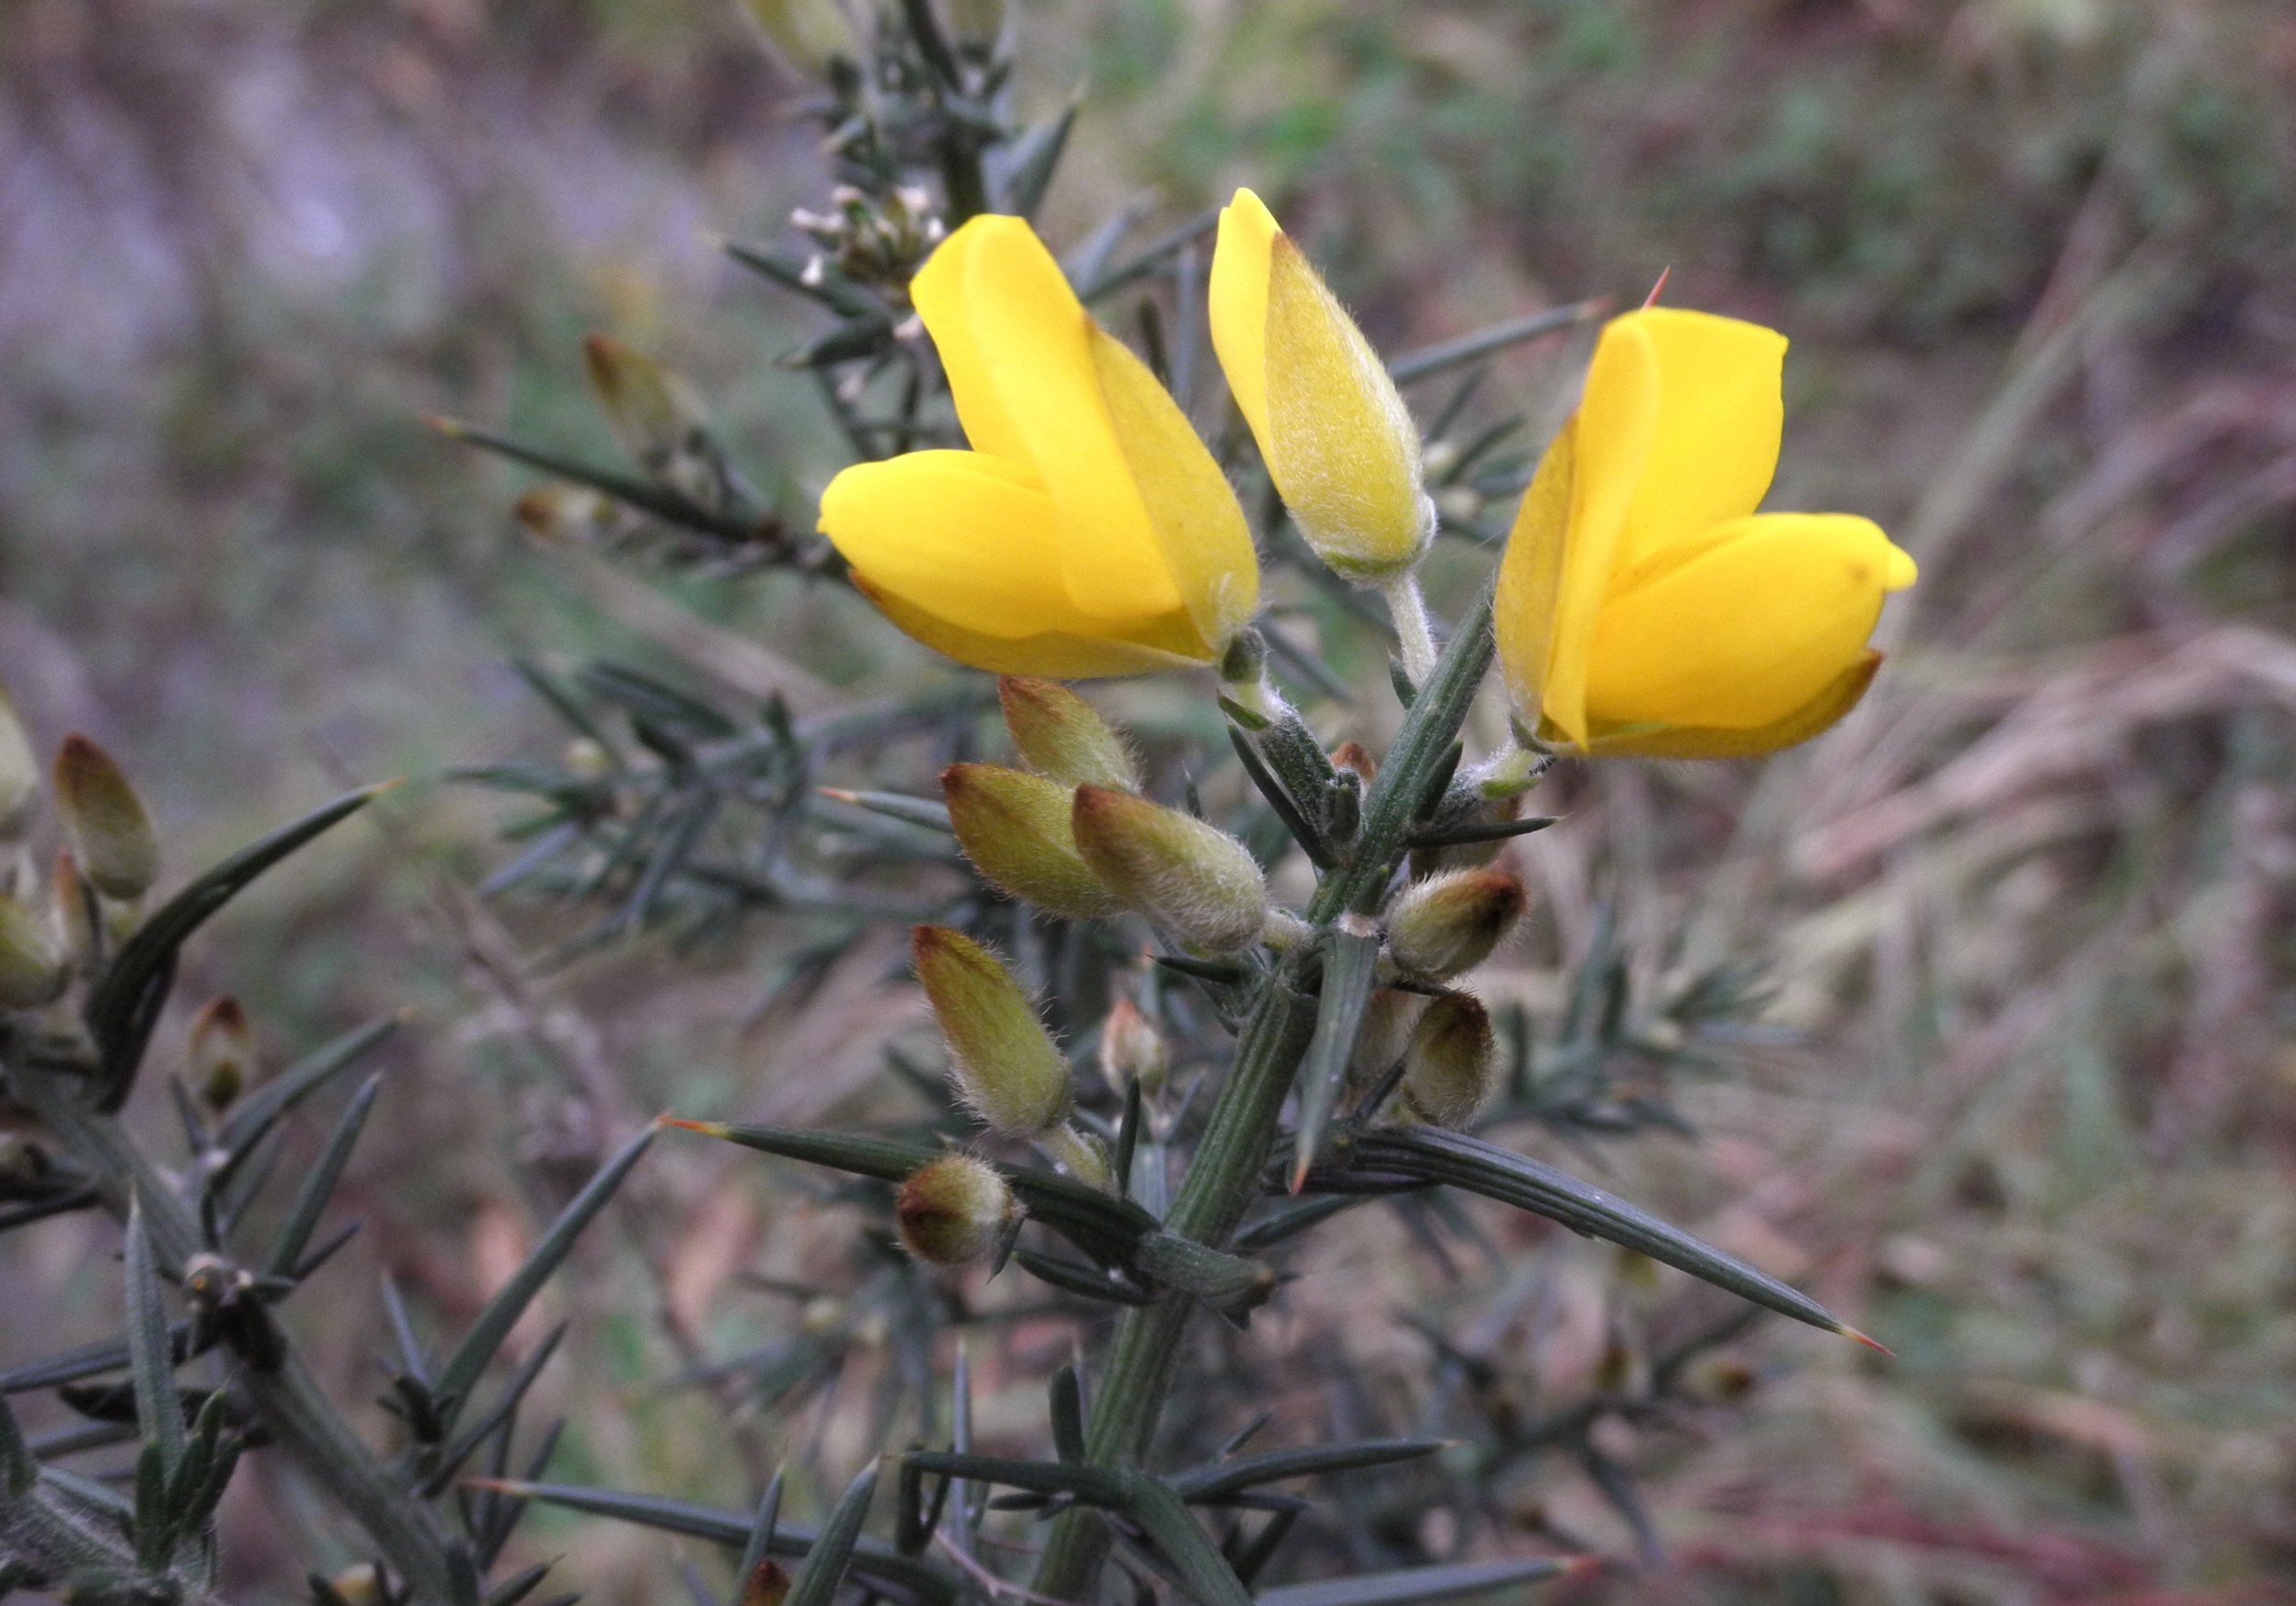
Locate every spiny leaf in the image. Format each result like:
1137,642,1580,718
431,1126,654,1430
262,1073,383,1279
1386,299,1609,384
736,1467,785,1590
1118,1476,1252,1606
1254,1556,1585,1606
901,1451,1128,1507
1170,1439,1447,1505
782,1462,879,1606
214,1015,401,1168
86,784,391,1109
1290,925,1382,1191
1406,815,1561,850
0,1394,33,1496
122,1199,185,1474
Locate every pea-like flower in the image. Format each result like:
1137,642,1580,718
1209,189,1432,582
1495,307,1916,758
820,216,1260,678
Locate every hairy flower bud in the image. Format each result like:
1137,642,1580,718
895,1153,1017,1267
1038,1122,1115,1192
54,735,158,901
740,1559,793,1606
912,926,1072,1135
1328,741,1377,785
1347,987,1427,1098
189,995,255,1113
1384,867,1527,981
583,334,735,513
1399,992,1498,1129
1096,997,1169,1096
0,681,37,837
943,763,1122,921
998,677,1139,792
1070,786,1269,954
0,893,67,1010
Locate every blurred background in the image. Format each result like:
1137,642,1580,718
5,0,2294,1599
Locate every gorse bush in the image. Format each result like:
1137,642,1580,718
1,4,1937,1602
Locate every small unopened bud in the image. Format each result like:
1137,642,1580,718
54,735,158,901
189,995,254,1113
583,335,731,512
1398,992,1498,1128
895,1154,1016,1267
327,1565,388,1606
1677,1354,1759,1405
998,678,1139,792
1348,988,1427,1097
1097,997,1168,1096
513,483,626,545
740,1560,791,1606
944,763,1121,921
1329,741,1377,785
1038,1122,1114,1192
912,926,1072,1135
740,0,858,78
0,893,67,1009
49,851,96,968
1383,867,1526,980
0,681,37,836
1070,786,1269,954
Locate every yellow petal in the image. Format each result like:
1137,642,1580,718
1087,323,1260,649
1493,418,1576,726
1208,189,1278,455
1568,651,1883,758
1264,233,1429,577
855,579,1210,678
1584,513,1913,731
1539,315,1660,747
1611,308,1786,572
913,216,1180,620
821,451,1101,639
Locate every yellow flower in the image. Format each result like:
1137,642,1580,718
820,216,1259,678
1495,307,1916,758
1209,189,1431,581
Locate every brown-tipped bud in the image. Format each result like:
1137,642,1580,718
740,1559,792,1606
1038,1122,1115,1192
998,678,1139,792
327,1566,388,1606
0,893,67,1010
912,926,1072,1135
1383,867,1526,980
54,735,158,901
1347,987,1428,1097
189,995,255,1113
1329,741,1378,785
740,0,858,78
1070,786,1269,954
49,851,96,969
895,1154,1017,1267
1399,992,1498,1128
0,681,37,836
513,483,627,545
943,763,1122,922
582,334,732,512
1677,1354,1759,1405
1097,997,1169,1096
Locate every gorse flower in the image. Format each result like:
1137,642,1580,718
820,216,1260,678
1495,306,1916,758
1209,189,1431,583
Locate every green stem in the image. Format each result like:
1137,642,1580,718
1029,579,1498,1600
15,1066,480,1606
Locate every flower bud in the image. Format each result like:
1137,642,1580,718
1096,997,1168,1096
583,334,734,513
1038,1122,1114,1192
895,1153,1017,1267
513,483,628,545
1398,992,1498,1129
1384,867,1526,981
0,893,67,1010
1210,189,1433,582
189,995,255,1113
1070,786,1269,955
943,763,1122,921
912,926,1072,1135
0,681,37,837
740,1559,793,1606
1329,741,1377,785
998,677,1139,792
54,735,158,901
740,0,858,78
1347,987,1427,1097
327,1566,388,1606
